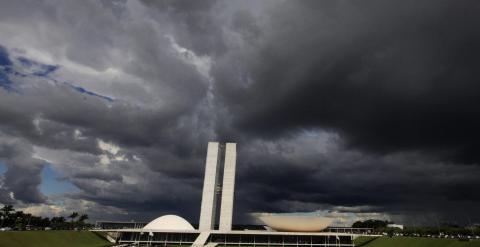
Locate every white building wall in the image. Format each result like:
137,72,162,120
199,142,220,231
219,143,237,231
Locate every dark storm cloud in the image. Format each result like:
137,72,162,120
139,0,226,56
0,135,45,203
232,138,480,224
208,0,480,223
0,53,209,210
0,0,214,216
213,0,480,164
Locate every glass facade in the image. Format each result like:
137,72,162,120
208,233,353,247
118,232,353,247
119,232,199,245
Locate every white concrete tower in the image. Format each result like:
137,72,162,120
198,142,221,231
219,142,237,231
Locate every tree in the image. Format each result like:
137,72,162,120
0,206,94,230
1,205,14,216
51,216,67,229
52,216,66,223
78,214,89,222
0,205,15,228
69,212,79,222
352,220,390,229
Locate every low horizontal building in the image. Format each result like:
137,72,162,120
111,229,355,246
96,214,356,246
95,221,147,229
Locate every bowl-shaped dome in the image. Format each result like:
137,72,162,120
143,215,194,231
256,214,333,232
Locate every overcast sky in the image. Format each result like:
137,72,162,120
1,0,480,226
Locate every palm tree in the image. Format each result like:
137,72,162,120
51,216,66,229
68,212,79,230
78,214,89,229
54,216,66,223
78,214,88,222
68,212,79,222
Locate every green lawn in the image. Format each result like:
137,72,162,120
354,236,380,246
0,231,111,247
356,236,480,247
4,232,480,247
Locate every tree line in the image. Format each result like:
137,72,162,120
352,219,480,237
0,204,91,230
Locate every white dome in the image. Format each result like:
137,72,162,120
143,215,195,231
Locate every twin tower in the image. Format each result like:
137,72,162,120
199,142,237,231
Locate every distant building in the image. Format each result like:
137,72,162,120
95,221,146,229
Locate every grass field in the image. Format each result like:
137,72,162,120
2,232,480,247
355,236,480,247
0,230,111,247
